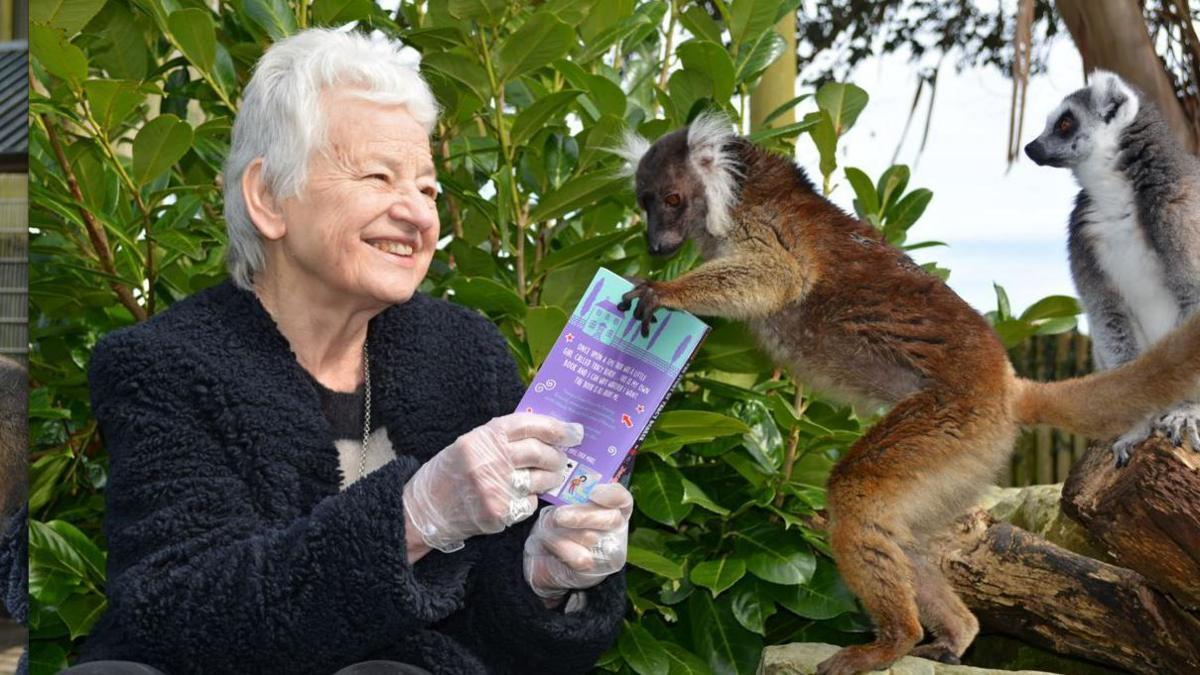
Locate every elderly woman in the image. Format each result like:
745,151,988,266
71,29,631,675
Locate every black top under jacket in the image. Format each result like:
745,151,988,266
81,281,626,674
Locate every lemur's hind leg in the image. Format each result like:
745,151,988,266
906,548,978,664
816,515,922,675
816,390,1006,675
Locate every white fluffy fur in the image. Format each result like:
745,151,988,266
1089,70,1140,126
686,112,740,236
613,130,651,177
1076,135,1180,352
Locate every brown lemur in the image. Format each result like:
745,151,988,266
616,114,1200,675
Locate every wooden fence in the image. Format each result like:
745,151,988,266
1003,330,1093,486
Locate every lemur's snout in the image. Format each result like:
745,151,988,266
1024,140,1048,165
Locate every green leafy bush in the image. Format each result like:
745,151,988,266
29,1,1080,674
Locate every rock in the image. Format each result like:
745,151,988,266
758,643,1057,675
975,485,1108,562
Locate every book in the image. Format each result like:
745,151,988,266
516,267,710,506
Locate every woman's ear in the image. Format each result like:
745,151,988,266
242,158,287,241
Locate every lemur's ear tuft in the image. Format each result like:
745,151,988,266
611,131,651,178
686,111,740,237
1089,70,1139,125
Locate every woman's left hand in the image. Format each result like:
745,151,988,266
523,483,633,603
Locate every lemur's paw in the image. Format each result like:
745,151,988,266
1111,430,1147,468
619,282,661,338
1154,403,1200,451
909,643,961,665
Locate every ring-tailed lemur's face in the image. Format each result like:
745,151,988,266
619,114,740,256
1024,71,1140,169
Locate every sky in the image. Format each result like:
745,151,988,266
794,37,1088,319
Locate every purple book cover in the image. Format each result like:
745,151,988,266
517,268,710,506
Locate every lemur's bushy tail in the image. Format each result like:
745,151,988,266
1012,312,1200,437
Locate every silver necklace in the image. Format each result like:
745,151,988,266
359,341,371,482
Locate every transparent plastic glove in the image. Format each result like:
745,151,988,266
403,413,582,553
523,483,633,600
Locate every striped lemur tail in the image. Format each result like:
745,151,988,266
1012,312,1200,438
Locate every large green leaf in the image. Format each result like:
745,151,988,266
618,622,670,675
46,520,106,583
677,41,734,103
733,30,785,85
312,0,377,26
734,522,816,585
168,9,217,74
688,591,762,675
498,13,576,82
529,173,627,223
511,90,583,148
766,558,858,619
525,305,569,367
815,82,869,137
447,0,506,22
679,6,722,43
32,0,107,35
1019,295,1081,322
244,0,298,40
29,520,88,580
631,454,692,527
680,476,729,515
654,410,750,438
421,52,491,103
844,167,880,218
132,114,193,187
537,228,637,273
627,544,685,580
447,277,527,318
57,594,107,640
690,558,746,597
729,0,779,46
730,580,777,635
31,24,88,87
84,80,145,138
661,643,716,675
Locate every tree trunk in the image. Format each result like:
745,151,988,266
1061,437,1200,609
749,14,797,132
1055,0,1199,154
935,510,1200,675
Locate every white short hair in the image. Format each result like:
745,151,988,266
223,28,440,290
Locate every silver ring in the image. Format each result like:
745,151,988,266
511,468,532,494
505,496,536,525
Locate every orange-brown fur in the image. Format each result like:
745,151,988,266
625,136,1200,674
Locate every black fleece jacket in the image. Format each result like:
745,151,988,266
81,281,625,674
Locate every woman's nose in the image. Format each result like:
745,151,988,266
389,187,439,231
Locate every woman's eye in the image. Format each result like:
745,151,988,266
664,193,682,207
366,173,390,182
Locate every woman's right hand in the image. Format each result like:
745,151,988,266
402,413,582,553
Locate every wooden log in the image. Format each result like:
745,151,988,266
1061,437,1200,609
935,511,1200,675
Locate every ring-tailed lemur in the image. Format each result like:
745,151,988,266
1025,71,1200,466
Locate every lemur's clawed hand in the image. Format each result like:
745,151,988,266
1154,402,1200,451
618,282,661,337
1112,418,1152,468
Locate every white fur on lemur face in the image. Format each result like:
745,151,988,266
618,113,741,255
1024,70,1140,170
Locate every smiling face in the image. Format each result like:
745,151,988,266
263,89,440,309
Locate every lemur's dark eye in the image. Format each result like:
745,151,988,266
664,193,682,207
1055,113,1074,135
